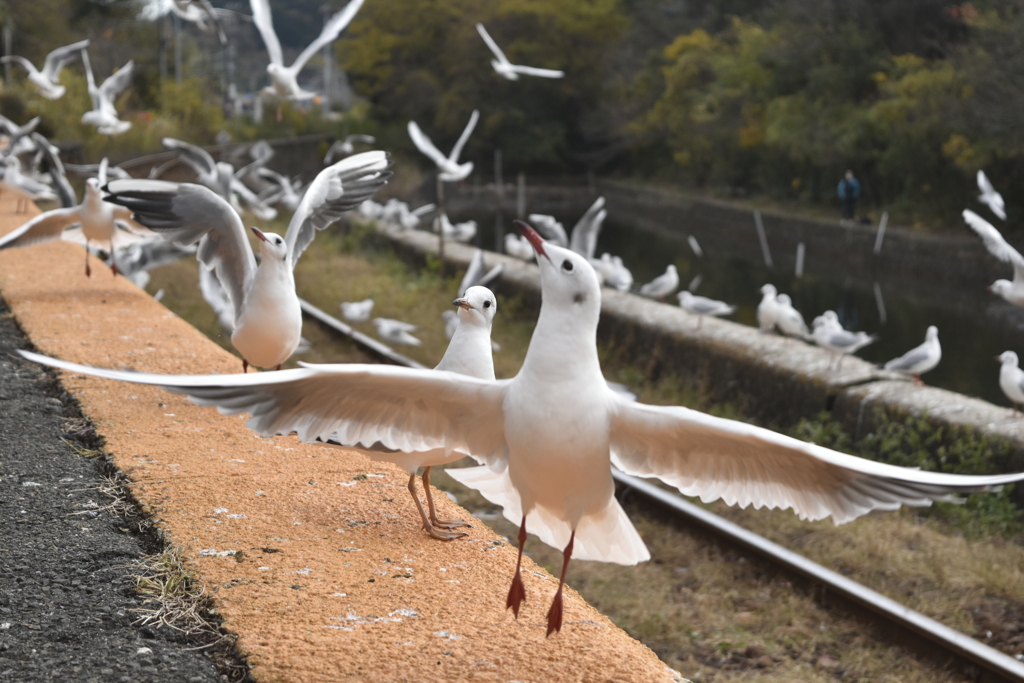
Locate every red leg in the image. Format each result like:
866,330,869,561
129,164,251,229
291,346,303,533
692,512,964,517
275,364,282,371
84,246,91,278
242,359,249,373
506,516,527,618
110,242,118,276
546,530,575,637
423,466,470,530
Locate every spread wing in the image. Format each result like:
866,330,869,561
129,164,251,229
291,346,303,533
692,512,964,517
290,0,365,73
285,151,391,267
250,0,283,67
977,169,995,196
449,109,479,164
509,64,564,79
609,399,1024,525
42,39,89,81
1,56,36,77
0,208,82,250
569,196,606,259
963,209,1024,282
99,61,134,102
475,23,509,65
20,352,510,466
104,179,255,323
407,121,449,168
162,137,217,177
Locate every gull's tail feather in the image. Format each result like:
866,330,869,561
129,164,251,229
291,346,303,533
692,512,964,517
448,465,650,565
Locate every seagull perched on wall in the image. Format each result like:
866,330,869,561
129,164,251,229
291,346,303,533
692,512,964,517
677,291,734,329
102,151,391,371
1,39,90,100
407,110,479,183
812,311,876,369
977,170,1006,221
963,209,1024,307
774,293,810,339
639,264,679,300
757,284,779,332
475,23,564,81
340,298,374,323
21,219,1024,638
250,0,364,101
884,326,940,385
998,351,1024,414
80,51,133,136
0,159,149,276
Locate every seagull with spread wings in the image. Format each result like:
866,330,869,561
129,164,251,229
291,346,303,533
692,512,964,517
1,39,90,100
80,51,133,136
476,23,564,81
977,170,1006,221
101,151,391,370
0,159,149,276
407,111,479,183
963,209,1024,306
21,220,1024,637
250,0,364,100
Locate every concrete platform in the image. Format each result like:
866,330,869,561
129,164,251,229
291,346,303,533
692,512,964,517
0,195,682,683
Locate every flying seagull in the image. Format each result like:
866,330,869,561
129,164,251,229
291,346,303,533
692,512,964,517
80,50,133,136
22,220,1024,638
102,151,391,370
475,23,564,81
250,0,364,100
1,39,90,100
407,110,479,183
162,137,277,220
324,134,376,164
977,170,1006,221
963,209,1024,307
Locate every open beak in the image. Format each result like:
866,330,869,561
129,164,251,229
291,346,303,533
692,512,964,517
452,297,472,310
514,219,549,261
251,227,268,242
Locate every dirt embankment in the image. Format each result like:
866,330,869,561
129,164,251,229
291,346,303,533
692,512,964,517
0,194,682,683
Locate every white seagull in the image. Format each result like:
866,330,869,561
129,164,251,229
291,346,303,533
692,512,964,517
677,291,734,329
250,0,365,100
504,233,534,261
569,197,606,260
434,212,476,243
340,298,374,323
0,161,148,277
884,326,940,385
1,156,57,212
171,0,227,44
21,219,1024,638
963,209,1024,307
102,151,391,370
1,39,90,100
756,284,779,332
373,318,421,346
528,214,568,248
977,170,1006,221
812,312,876,368
80,51,133,136
998,351,1024,414
407,110,479,183
639,264,679,300
324,134,377,164
775,293,810,339
475,23,564,81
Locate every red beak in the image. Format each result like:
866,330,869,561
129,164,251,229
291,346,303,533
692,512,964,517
514,220,549,261
251,227,268,242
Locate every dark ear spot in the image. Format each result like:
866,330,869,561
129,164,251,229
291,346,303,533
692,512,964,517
573,292,585,304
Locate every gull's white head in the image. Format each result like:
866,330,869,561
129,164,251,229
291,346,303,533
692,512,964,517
760,283,777,297
989,280,1014,298
251,227,288,263
452,285,497,328
85,177,102,197
925,325,939,342
777,293,792,306
998,350,1019,366
678,291,694,305
516,219,601,319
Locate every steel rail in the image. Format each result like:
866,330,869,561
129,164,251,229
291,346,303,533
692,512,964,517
301,298,1024,683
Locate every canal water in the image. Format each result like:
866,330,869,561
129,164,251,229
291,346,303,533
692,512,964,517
449,206,1024,407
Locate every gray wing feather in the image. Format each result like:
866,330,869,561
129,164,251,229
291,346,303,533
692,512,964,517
42,39,89,80
884,346,930,372
569,196,606,259
0,208,82,250
162,137,216,176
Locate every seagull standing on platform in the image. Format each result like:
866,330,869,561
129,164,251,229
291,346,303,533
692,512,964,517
102,151,391,371
340,298,374,323
80,51,133,136
812,312,876,368
775,294,810,339
757,284,779,332
977,170,1006,221
640,265,679,300
475,23,564,81
677,291,734,329
24,220,1024,638
1,39,89,100
884,326,941,385
250,0,364,100
998,351,1024,414
373,318,422,346
963,209,1024,307
0,160,149,276
407,110,479,183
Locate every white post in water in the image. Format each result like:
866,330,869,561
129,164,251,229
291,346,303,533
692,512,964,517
516,172,526,219
873,211,889,255
873,281,887,324
795,242,805,278
754,210,773,268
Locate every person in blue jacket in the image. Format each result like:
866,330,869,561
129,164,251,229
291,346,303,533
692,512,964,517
837,170,860,222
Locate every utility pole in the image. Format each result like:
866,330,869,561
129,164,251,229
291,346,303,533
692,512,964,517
494,148,503,252
173,13,182,83
321,5,332,118
159,17,168,82
3,22,12,84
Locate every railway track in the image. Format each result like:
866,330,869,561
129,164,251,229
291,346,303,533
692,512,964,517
299,296,1024,683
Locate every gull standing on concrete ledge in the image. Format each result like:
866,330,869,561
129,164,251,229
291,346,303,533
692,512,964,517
775,294,810,339
25,220,1024,637
103,151,391,371
756,284,779,332
963,209,1024,307
1,39,90,100
998,352,1024,414
677,291,734,329
639,265,679,300
812,312,876,368
340,298,374,323
373,318,422,346
884,326,940,385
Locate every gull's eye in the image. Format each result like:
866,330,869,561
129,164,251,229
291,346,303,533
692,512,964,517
562,260,574,272
483,300,492,309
